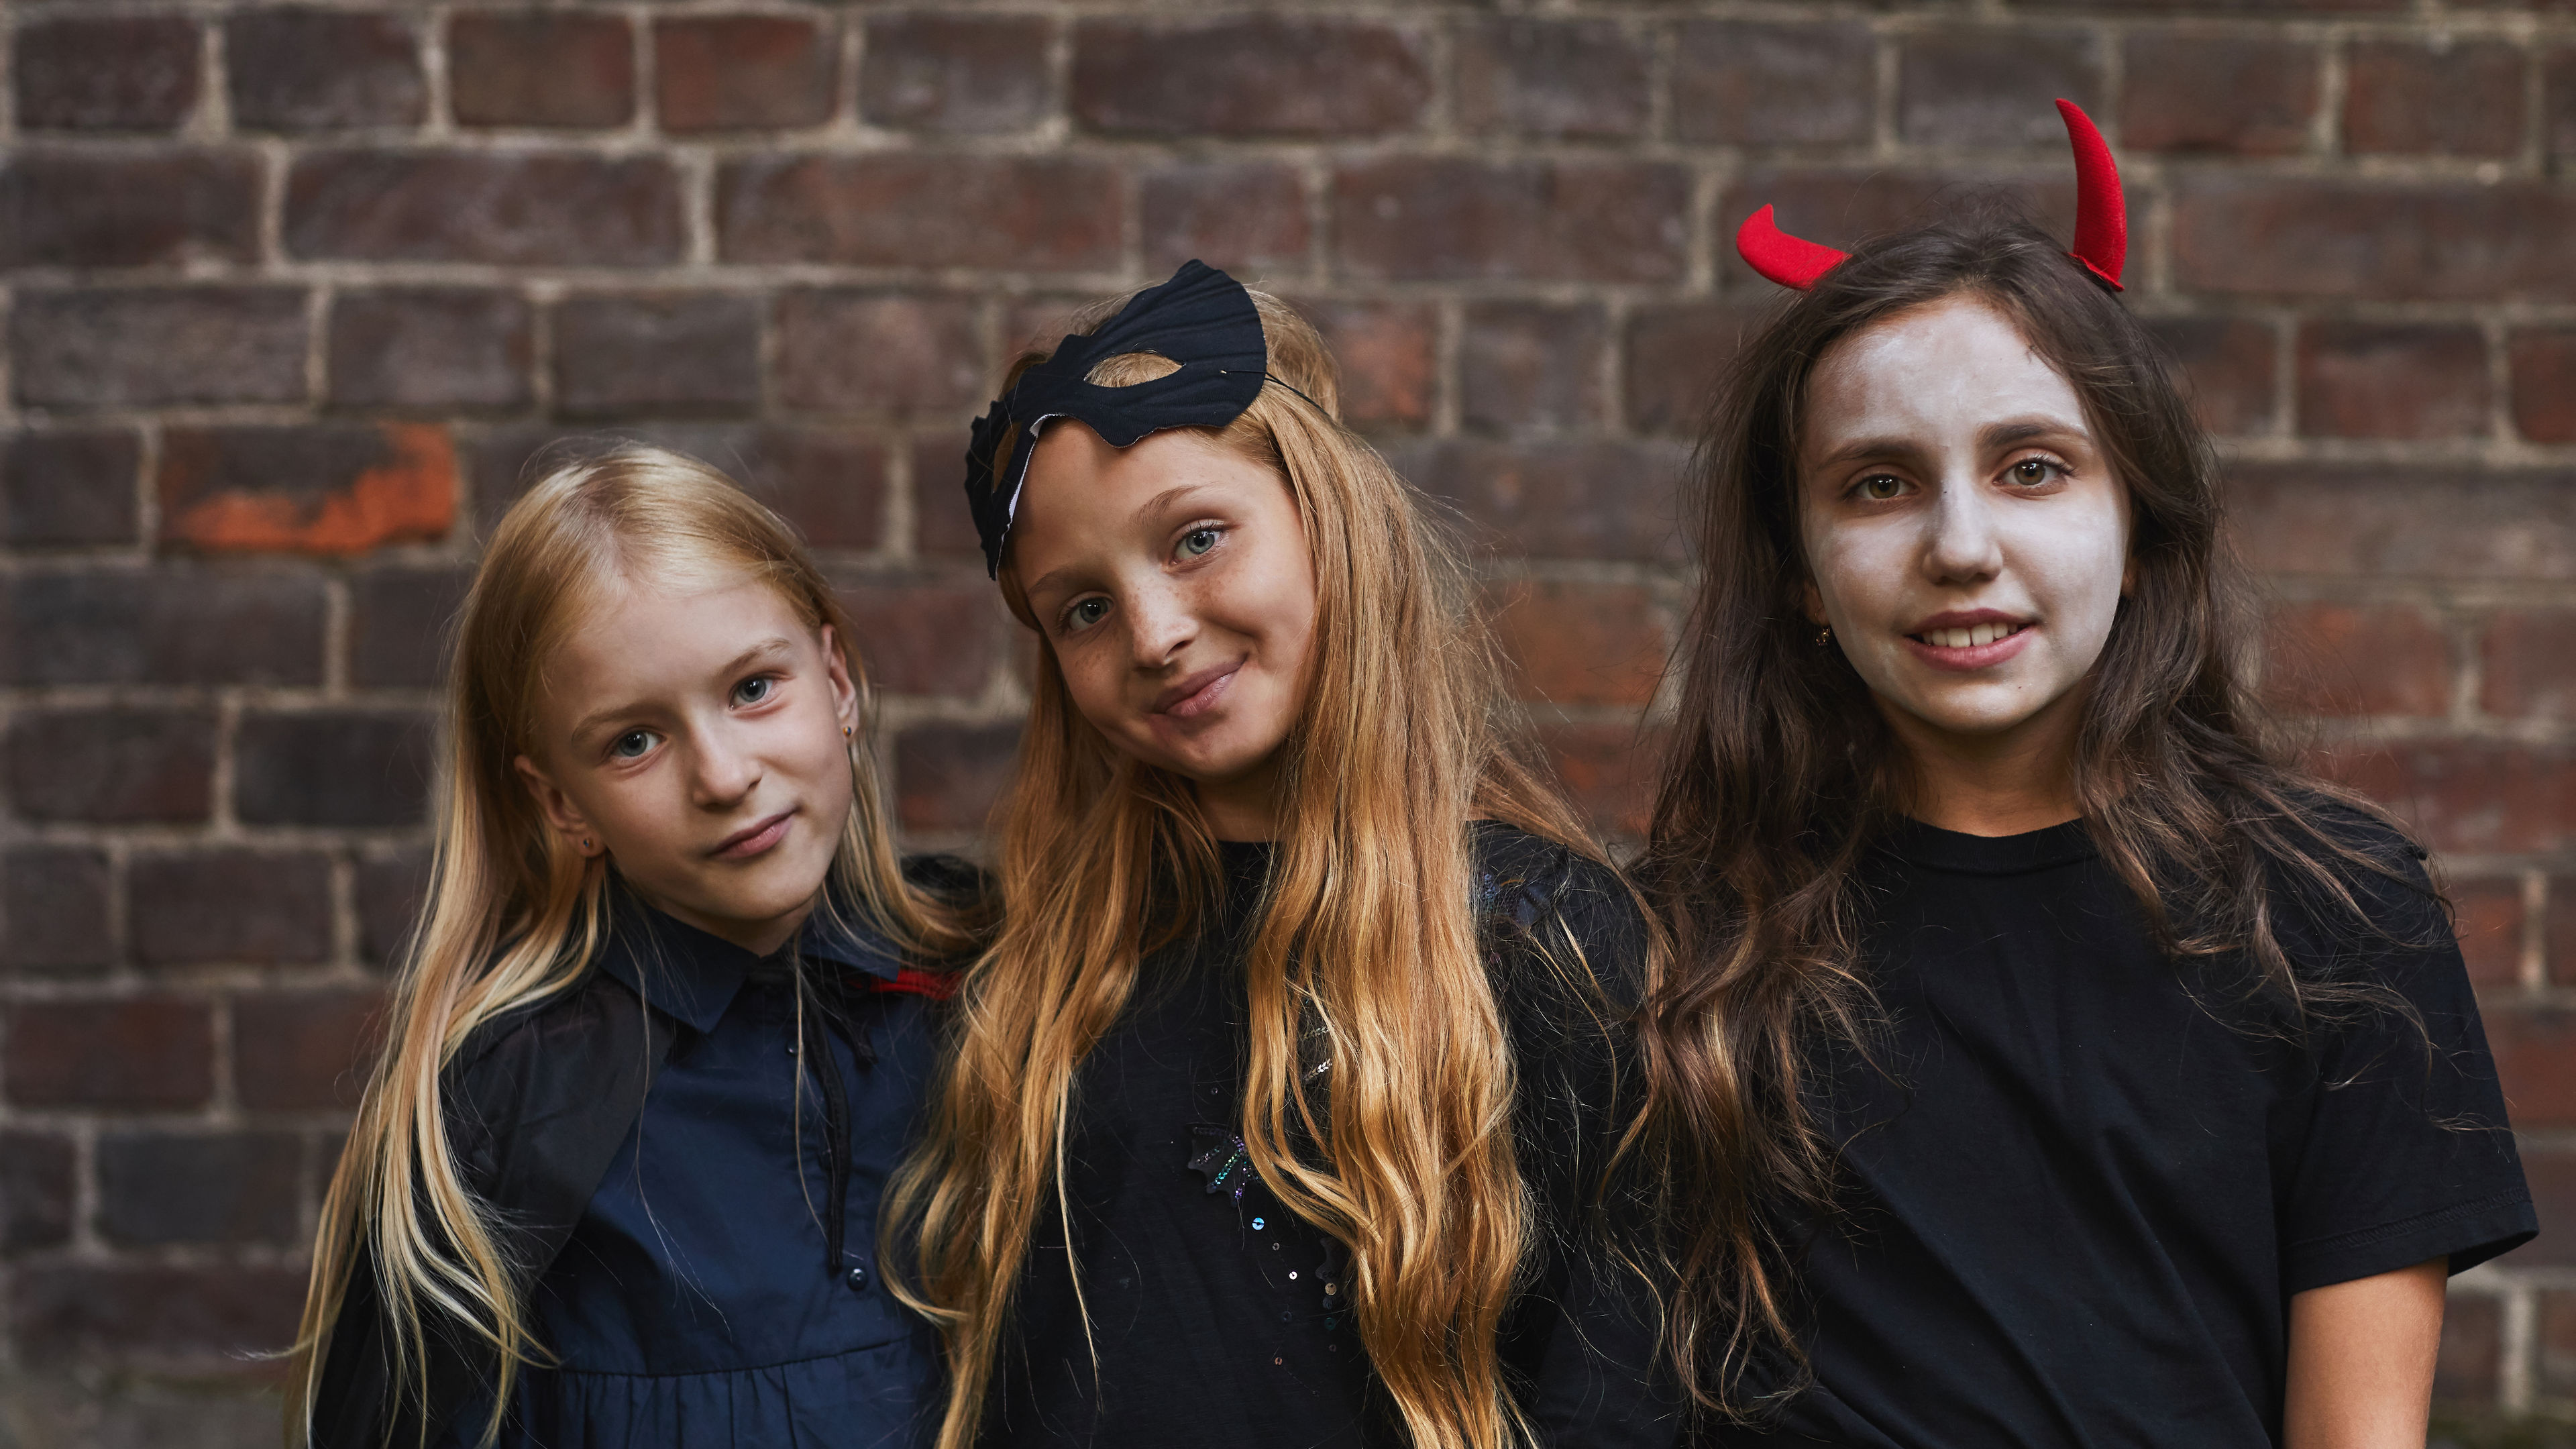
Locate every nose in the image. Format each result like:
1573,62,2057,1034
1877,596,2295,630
1126,582,1197,669
1923,473,2004,587
688,722,762,808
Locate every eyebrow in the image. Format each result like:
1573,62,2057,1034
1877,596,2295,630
1811,415,2089,470
566,635,796,745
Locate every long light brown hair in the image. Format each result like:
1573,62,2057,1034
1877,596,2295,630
284,444,976,1446
884,290,1597,1449
1633,211,2432,1418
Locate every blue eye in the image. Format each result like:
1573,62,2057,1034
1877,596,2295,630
1065,598,1110,633
733,676,773,706
1179,527,1220,558
610,729,658,760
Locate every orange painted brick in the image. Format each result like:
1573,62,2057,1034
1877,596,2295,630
158,423,456,555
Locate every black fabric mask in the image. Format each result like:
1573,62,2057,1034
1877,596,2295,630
962,259,1269,579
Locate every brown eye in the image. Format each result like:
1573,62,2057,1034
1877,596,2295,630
2010,458,2059,486
1858,475,1905,501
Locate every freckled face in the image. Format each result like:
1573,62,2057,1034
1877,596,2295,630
515,576,857,955
1798,294,2131,750
1008,421,1320,796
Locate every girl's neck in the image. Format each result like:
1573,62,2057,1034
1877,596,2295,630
1193,756,1284,842
1880,689,2086,839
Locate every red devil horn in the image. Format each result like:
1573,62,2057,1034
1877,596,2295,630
2057,99,2125,291
1735,205,1850,291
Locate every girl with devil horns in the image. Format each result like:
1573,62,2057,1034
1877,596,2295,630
1637,102,2534,1447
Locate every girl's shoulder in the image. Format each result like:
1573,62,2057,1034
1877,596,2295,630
1468,820,1649,1008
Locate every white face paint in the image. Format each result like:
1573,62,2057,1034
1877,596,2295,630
1798,294,2131,798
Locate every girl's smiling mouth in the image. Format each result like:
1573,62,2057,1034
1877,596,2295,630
1151,659,1244,722
1902,612,2036,672
710,809,794,860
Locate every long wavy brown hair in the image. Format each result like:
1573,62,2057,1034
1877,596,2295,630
1633,211,2431,1419
883,289,1597,1449
282,445,977,1447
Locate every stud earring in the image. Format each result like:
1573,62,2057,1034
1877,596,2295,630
1815,625,1833,648
580,837,593,851
842,724,852,739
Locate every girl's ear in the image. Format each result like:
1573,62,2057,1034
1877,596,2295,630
817,625,859,737
515,755,604,857
1803,579,1829,627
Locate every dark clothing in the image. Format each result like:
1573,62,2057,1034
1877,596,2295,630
989,823,1674,1449
1713,816,2534,1449
311,865,972,1449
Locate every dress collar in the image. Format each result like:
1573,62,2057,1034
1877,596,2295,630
591,885,903,1035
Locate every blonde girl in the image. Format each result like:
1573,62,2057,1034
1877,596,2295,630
885,262,1673,1449
286,445,983,1448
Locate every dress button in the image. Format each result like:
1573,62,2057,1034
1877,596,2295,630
843,1265,869,1293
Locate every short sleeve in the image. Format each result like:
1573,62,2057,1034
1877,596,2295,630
2275,841,2536,1294
1477,831,1680,1448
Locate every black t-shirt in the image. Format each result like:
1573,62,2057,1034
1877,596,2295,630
987,822,1675,1449
1713,815,2534,1449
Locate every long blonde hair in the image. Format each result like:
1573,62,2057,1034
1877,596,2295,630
885,292,1596,1449
284,444,975,1446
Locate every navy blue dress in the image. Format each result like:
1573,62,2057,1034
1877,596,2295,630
477,899,945,1449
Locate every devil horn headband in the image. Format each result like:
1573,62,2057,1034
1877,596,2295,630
1737,99,2127,292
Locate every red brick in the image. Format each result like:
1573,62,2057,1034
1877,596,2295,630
0,1132,76,1252
2551,48,2576,164
2434,1291,2502,1408
2174,178,2576,302
656,16,837,134
1392,439,1690,563
1295,299,1438,431
1541,721,1664,842
11,287,305,410
1625,302,1767,437
158,424,456,556
1720,168,2078,294
235,710,433,829
837,574,1003,697
287,150,684,266
775,292,985,417
1,847,112,975
860,15,1051,136
2322,742,2576,856
2523,1150,2576,1267
2481,610,2576,722
912,431,983,561
553,293,760,417
468,423,888,545
14,16,201,133
2121,34,2318,156
719,154,1122,272
1072,18,1429,138
11,1264,303,1369
235,990,388,1112
129,851,333,968
2481,1005,2576,1128
329,290,533,412
449,12,635,130
895,721,1022,833
1488,580,1666,708
4,999,213,1109
350,566,471,688
2345,40,2522,158
2298,323,2491,440
1674,22,1871,147
2452,877,2525,989
2539,1290,2576,1399
2230,466,2576,581
96,1133,303,1246
225,8,424,133
2554,879,2576,987
1334,159,1687,284
358,845,431,966
2146,316,2276,437
2509,329,2576,444
0,569,325,688
1456,18,1650,141
5,707,217,824
0,152,260,269
5,430,142,547
1461,303,1606,437
1898,28,2104,148
1142,164,1311,278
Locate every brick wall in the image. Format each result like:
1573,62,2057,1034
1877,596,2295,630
0,1,2571,1443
